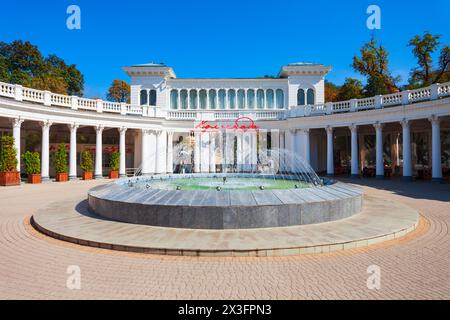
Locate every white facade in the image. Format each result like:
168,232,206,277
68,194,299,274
0,62,450,182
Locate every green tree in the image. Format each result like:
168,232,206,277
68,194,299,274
54,143,68,174
352,37,399,96
80,151,93,173
109,152,120,171
337,78,364,101
22,151,40,175
0,136,18,172
107,79,130,103
407,32,449,87
0,40,84,96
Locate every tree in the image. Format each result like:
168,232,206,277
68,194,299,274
324,81,340,102
0,40,84,96
352,37,399,96
337,78,364,101
80,151,93,173
107,79,130,103
54,143,68,174
408,32,440,87
0,136,18,172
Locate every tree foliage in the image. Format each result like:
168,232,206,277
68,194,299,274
80,150,93,173
324,81,340,102
337,78,364,101
22,151,40,175
0,136,18,172
352,37,398,96
0,40,84,96
107,79,130,103
54,143,68,174
109,152,120,171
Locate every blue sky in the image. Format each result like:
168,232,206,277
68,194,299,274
0,0,449,98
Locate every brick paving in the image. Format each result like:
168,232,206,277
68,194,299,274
0,179,449,299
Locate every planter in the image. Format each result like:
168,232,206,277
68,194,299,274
56,172,69,182
109,171,119,179
0,171,20,186
27,174,41,184
82,172,93,180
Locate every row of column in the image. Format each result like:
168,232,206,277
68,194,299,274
11,119,130,180
320,116,442,180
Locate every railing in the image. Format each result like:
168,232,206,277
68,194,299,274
0,81,449,120
289,82,450,117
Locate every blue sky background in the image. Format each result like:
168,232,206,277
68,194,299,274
0,0,449,98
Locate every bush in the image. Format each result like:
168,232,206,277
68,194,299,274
0,135,18,172
80,150,93,172
109,151,120,171
54,143,68,174
22,151,40,175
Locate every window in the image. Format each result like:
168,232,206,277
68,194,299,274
189,90,198,109
149,90,157,106
170,90,178,109
209,89,217,109
228,89,236,109
276,89,284,109
218,90,226,109
266,89,274,109
180,90,188,109
307,89,315,105
247,89,255,109
238,89,245,109
140,90,148,105
297,89,305,106
199,90,207,109
257,89,265,109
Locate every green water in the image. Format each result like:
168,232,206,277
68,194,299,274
139,177,311,191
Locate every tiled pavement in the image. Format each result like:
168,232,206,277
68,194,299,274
0,178,449,299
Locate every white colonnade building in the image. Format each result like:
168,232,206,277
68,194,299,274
0,62,450,181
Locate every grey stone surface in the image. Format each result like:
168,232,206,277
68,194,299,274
88,175,364,230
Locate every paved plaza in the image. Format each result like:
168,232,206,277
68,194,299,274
0,178,449,299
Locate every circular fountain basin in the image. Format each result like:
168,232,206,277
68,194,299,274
88,174,363,230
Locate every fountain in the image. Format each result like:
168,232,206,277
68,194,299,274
88,145,363,230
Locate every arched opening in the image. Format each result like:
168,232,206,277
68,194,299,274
140,90,148,106
170,90,178,109
297,89,305,106
307,88,315,105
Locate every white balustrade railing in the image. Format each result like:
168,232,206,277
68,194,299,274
0,81,449,119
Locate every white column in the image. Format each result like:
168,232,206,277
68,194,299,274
236,131,243,171
148,130,157,174
270,129,280,173
209,132,216,173
156,130,166,174
301,129,311,166
201,132,210,173
350,125,359,177
194,132,200,173
286,129,295,172
69,123,79,180
40,121,52,181
259,129,268,159
119,127,127,177
374,122,384,178
430,115,442,181
12,118,23,172
95,126,104,179
250,130,258,171
401,120,412,179
166,131,174,173
141,129,150,175
326,126,334,176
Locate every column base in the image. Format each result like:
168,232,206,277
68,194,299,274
350,174,359,178
375,175,385,179
94,175,104,179
119,174,127,178
41,176,51,182
402,176,413,181
326,173,334,177
432,177,443,183
69,176,78,181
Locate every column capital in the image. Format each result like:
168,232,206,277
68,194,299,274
142,128,152,135
167,130,175,137
95,125,104,134
11,117,24,128
119,127,128,134
68,123,79,131
400,118,410,129
40,120,53,129
349,124,358,133
429,115,440,125
326,126,333,134
288,128,296,134
373,122,384,130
